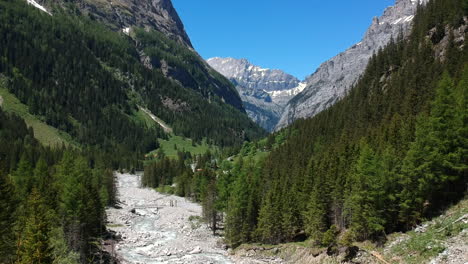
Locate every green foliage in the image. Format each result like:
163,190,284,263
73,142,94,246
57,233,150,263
154,135,215,159
0,0,264,158
321,225,339,247
218,0,467,247
0,171,17,263
16,189,54,264
344,142,386,240
49,228,80,264
0,85,75,147
384,199,468,264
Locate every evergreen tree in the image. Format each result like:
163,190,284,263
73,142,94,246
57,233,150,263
344,142,385,240
304,171,329,243
400,72,467,227
16,189,54,264
0,171,17,263
11,154,34,198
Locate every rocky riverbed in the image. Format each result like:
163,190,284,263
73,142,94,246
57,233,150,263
106,172,235,264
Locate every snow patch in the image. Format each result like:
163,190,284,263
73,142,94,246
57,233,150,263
26,0,51,15
393,15,415,25
268,82,307,98
122,27,131,35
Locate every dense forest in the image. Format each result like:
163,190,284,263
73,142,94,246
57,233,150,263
1,0,466,262
0,0,264,262
0,107,117,263
224,0,467,247
0,0,264,153
143,0,467,250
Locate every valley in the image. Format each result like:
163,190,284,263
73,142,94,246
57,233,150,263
106,173,234,264
0,0,465,263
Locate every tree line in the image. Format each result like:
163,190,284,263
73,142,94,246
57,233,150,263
0,0,264,153
143,0,467,251
0,107,117,263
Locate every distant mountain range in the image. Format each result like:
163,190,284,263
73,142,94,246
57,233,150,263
207,57,305,131
209,0,427,131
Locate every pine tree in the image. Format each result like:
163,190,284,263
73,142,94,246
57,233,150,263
225,169,250,246
399,72,466,227
11,154,33,198
0,171,17,263
344,142,385,240
255,182,282,244
304,167,329,243
16,189,54,264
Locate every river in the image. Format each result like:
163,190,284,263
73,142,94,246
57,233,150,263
106,172,234,264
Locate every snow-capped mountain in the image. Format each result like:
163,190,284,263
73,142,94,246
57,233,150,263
275,0,428,130
207,57,305,131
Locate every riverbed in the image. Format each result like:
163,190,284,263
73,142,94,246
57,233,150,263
106,172,234,264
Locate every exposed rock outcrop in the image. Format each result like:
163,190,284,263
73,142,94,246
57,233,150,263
208,57,305,131
276,0,428,130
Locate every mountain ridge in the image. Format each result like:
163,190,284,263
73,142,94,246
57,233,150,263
207,57,305,131
275,0,429,130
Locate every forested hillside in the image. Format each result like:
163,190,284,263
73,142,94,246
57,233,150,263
223,0,467,247
0,0,266,263
142,0,467,252
0,0,264,153
0,107,116,263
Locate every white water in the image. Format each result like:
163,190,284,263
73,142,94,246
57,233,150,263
106,173,233,264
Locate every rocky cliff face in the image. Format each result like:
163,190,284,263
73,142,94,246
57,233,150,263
207,57,305,131
276,0,427,130
39,0,192,47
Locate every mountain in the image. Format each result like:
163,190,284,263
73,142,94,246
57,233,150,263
207,57,305,131
37,0,192,48
276,0,429,130
216,0,467,250
0,0,265,153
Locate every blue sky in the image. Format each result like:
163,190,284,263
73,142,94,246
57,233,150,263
172,0,394,79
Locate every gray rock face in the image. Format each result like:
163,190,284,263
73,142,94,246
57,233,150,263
207,57,305,131
275,0,427,130
46,0,192,47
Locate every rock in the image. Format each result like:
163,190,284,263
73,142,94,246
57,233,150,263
64,0,192,48
272,247,280,254
207,57,305,131
276,0,429,130
415,223,429,233
189,246,202,254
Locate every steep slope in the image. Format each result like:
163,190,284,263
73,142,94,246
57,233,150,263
207,57,305,131
217,0,467,248
0,0,264,153
276,0,428,130
38,0,192,48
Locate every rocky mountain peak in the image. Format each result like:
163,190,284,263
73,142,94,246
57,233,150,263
40,0,192,48
207,57,300,92
276,0,427,130
208,57,305,132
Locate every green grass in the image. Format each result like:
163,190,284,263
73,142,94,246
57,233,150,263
132,108,159,129
0,85,77,148
381,198,468,264
155,185,175,194
152,135,215,159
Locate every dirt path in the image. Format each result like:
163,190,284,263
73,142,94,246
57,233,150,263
106,173,234,264
138,107,173,133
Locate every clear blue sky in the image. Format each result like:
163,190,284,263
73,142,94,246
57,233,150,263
172,0,394,79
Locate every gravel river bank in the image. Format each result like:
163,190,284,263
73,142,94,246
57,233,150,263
106,172,235,264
